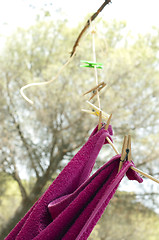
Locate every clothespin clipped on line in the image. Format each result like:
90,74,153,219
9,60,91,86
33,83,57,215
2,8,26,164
80,60,103,69
97,111,112,132
82,102,115,148
83,82,106,101
117,136,159,184
105,113,112,131
82,97,159,185
98,111,103,131
98,111,112,131
118,135,131,173
82,101,119,154
97,110,112,131
93,108,113,147
81,101,110,121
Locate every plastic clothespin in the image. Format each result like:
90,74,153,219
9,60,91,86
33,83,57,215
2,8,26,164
118,135,131,172
81,101,110,121
83,82,106,101
80,60,103,69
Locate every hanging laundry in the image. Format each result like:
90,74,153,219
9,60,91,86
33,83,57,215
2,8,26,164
34,155,143,240
5,125,113,240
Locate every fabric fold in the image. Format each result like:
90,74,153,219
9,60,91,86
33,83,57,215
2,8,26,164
5,125,113,240
34,155,142,240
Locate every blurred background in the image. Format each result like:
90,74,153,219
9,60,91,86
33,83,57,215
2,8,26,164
0,0,159,239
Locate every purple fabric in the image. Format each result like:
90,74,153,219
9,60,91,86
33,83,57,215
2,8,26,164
34,155,142,240
5,125,113,240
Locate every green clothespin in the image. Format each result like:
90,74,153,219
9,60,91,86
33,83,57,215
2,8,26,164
80,60,103,69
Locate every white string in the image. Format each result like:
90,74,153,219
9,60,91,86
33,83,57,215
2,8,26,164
20,29,91,105
90,21,101,110
20,52,76,104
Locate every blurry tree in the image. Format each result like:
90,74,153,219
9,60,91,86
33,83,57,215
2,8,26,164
0,13,159,238
0,173,21,229
0,15,93,238
89,191,159,240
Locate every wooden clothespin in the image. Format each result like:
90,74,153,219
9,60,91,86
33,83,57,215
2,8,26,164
117,136,159,184
83,82,106,101
98,111,102,131
118,135,131,172
81,101,110,121
105,113,112,130
127,135,131,162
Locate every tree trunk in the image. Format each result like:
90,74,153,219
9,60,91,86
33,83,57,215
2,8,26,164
0,153,63,239
0,198,33,239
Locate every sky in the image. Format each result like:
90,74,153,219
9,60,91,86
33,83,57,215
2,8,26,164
0,0,159,37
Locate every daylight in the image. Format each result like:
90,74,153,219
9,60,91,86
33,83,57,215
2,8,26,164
0,1,159,239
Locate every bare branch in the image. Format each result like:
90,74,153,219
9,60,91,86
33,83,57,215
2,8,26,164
70,0,111,56
5,76,41,178
12,161,28,200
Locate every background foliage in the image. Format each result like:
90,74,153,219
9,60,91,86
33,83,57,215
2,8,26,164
0,12,159,239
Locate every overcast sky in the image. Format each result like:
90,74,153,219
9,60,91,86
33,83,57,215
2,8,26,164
0,0,159,36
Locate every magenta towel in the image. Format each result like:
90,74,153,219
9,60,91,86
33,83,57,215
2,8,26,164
5,125,113,240
33,155,143,240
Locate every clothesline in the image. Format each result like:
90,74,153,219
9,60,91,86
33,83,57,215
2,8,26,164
87,21,159,185
6,2,159,240
106,136,159,184
5,125,143,240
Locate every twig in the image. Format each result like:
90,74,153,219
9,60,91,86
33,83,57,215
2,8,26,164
20,0,111,104
70,0,112,57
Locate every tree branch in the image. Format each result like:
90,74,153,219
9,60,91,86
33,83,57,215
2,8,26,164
12,162,28,200
0,154,28,201
5,76,41,179
70,0,111,56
